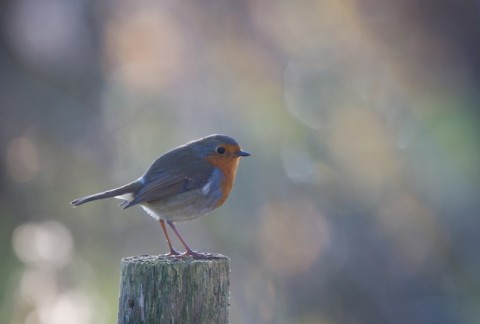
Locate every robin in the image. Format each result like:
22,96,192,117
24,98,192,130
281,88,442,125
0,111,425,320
71,134,250,258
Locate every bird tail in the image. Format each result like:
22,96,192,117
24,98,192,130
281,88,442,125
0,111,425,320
70,182,139,207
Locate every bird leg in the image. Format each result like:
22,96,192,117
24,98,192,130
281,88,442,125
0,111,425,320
159,220,181,256
167,221,208,259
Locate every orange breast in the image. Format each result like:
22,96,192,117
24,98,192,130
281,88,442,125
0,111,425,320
206,146,241,207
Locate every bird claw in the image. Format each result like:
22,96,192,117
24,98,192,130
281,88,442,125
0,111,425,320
182,250,210,259
161,249,210,259
164,249,182,257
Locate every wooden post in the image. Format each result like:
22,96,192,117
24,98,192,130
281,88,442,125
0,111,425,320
117,254,230,324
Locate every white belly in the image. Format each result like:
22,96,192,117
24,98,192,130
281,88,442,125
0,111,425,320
139,188,220,222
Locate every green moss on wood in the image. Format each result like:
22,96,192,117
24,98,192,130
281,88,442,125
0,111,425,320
118,254,230,324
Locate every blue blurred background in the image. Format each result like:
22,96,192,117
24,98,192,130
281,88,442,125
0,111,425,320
1,0,480,323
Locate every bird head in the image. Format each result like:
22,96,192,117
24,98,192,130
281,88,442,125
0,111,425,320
191,134,251,160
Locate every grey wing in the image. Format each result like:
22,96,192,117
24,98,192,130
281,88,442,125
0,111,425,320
124,160,213,208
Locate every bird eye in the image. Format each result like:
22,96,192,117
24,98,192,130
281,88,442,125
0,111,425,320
216,146,226,154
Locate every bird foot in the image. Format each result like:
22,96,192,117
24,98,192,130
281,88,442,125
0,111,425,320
163,249,182,257
181,250,210,259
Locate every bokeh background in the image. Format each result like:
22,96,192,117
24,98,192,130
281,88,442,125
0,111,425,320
1,0,480,323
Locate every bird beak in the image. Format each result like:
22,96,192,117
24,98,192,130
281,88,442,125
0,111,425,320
236,150,251,157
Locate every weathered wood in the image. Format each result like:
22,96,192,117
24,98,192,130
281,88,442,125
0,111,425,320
118,254,230,324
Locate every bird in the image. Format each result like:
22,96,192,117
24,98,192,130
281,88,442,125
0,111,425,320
71,134,250,258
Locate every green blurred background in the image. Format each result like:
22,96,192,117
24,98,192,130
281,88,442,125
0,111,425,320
1,0,480,323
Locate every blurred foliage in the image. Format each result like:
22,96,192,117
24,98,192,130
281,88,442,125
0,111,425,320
1,0,480,323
